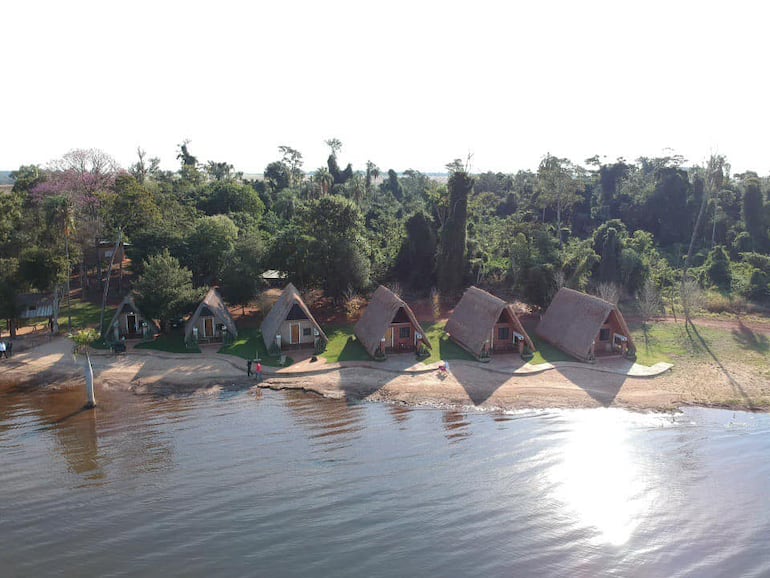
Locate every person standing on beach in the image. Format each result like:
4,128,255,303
256,361,263,383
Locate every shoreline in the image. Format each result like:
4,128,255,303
1,336,767,414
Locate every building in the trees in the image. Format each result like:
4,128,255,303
94,239,127,264
536,288,635,362
260,283,327,352
354,285,431,359
16,292,57,322
184,288,237,345
107,294,159,341
445,286,535,359
261,270,287,288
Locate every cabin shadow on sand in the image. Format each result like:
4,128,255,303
449,361,517,406
551,359,632,407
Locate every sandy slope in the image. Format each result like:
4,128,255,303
0,336,766,412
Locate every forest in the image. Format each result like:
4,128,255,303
1,140,769,333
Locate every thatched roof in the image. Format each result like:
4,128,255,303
107,294,160,333
536,288,635,362
184,288,237,341
260,283,327,349
354,285,431,357
445,286,534,358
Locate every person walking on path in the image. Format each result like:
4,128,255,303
247,359,253,377
256,361,263,383
0,341,6,359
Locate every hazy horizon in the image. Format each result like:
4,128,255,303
4,1,769,176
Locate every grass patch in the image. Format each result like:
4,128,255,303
528,338,575,365
136,334,200,354
629,323,681,366
322,326,370,363
42,298,115,334
629,318,769,374
422,322,476,365
218,328,293,367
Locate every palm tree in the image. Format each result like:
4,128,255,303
365,161,380,194
313,167,333,196
347,174,366,206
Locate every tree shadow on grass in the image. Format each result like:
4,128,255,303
732,320,769,354
685,319,755,408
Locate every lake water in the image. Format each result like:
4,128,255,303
2,382,770,577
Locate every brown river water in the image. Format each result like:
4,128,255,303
1,381,770,577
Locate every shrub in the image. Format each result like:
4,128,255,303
703,291,747,314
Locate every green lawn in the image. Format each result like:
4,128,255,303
50,298,116,333
135,334,200,354
629,323,678,366
528,338,575,365
421,322,476,364
322,326,370,363
629,319,768,376
218,328,293,367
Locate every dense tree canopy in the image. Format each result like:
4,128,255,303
3,140,770,336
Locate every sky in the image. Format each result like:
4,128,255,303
3,0,769,175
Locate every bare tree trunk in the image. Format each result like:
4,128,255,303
99,233,122,338
66,235,72,332
682,156,722,323
83,351,96,409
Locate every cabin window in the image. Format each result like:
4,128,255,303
399,327,410,339
498,327,510,341
599,328,611,341
303,327,312,336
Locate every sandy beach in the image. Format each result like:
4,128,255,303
1,334,767,413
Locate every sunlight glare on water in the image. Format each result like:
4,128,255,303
549,410,665,546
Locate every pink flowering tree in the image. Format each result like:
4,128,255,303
31,149,121,297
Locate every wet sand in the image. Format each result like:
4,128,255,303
0,336,767,412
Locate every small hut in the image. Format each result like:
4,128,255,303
260,283,327,352
107,294,159,341
445,286,535,359
184,288,237,345
16,292,57,321
536,288,635,362
354,285,431,358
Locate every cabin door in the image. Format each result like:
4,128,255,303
291,324,300,344
126,314,137,334
385,327,393,350
204,317,214,338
